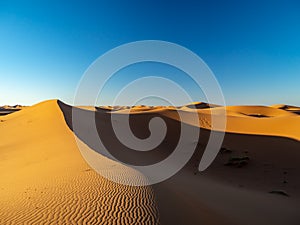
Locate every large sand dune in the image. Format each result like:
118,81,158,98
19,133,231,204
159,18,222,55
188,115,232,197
1,100,300,224
0,100,158,224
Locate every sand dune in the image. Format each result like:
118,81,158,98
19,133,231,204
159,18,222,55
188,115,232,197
0,100,158,224
0,104,26,115
1,99,300,224
181,101,220,110
219,105,300,141
271,104,300,115
0,104,26,110
171,105,300,141
224,105,296,117
59,101,300,224
113,107,177,114
151,104,300,142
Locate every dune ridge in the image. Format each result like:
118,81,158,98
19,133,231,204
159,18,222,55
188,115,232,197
0,100,159,224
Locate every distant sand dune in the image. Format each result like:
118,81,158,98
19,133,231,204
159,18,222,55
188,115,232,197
154,104,300,141
224,105,296,117
271,104,300,115
181,101,220,110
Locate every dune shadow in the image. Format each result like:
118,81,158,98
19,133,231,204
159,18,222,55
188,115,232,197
57,100,300,173
57,100,300,224
58,100,208,166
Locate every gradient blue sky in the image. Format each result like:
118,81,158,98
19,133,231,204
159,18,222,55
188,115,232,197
1,0,300,106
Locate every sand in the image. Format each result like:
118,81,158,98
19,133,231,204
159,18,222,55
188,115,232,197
0,100,300,224
173,103,300,141
0,104,26,116
0,100,158,224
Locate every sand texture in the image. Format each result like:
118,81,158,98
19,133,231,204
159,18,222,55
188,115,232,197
0,100,158,224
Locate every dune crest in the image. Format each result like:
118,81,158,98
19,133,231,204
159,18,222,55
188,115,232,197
0,100,158,224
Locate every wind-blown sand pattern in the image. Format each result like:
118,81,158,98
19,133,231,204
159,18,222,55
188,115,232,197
0,100,158,224
1,100,300,224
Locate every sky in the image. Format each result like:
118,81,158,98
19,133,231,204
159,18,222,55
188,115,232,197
0,0,300,106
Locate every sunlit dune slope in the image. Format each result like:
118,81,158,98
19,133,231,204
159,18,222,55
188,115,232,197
219,105,300,141
164,104,300,141
113,106,178,114
271,104,300,114
224,105,296,117
79,102,300,141
0,100,158,224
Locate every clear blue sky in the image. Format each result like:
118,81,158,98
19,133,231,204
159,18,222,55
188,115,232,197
1,0,300,106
